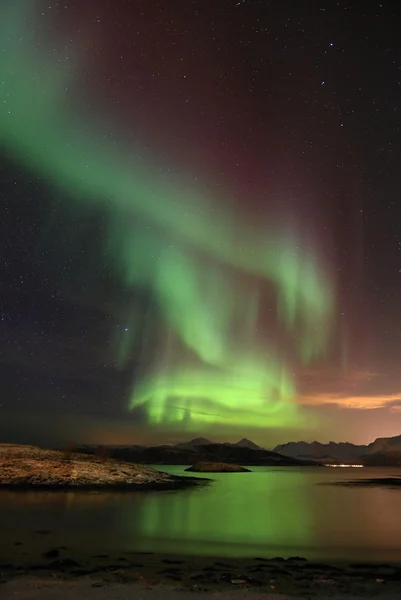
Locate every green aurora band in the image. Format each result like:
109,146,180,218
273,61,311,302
1,1,335,434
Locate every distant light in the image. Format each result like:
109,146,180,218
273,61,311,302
324,464,363,468
124,328,128,332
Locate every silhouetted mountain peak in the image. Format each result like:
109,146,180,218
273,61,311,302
235,438,261,450
366,434,401,454
179,437,213,447
273,440,367,463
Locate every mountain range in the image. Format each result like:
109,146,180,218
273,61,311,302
176,437,262,451
72,434,401,467
73,438,317,467
273,434,401,465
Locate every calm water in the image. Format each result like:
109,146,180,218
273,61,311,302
1,466,401,563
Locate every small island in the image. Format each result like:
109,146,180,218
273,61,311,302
331,477,401,488
0,444,206,491
185,461,251,472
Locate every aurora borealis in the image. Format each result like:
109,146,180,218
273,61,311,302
1,0,401,446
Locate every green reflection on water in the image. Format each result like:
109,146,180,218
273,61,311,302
121,467,313,556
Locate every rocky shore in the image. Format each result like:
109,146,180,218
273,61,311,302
1,548,401,598
0,444,207,491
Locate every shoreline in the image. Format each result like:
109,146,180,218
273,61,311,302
0,474,209,492
2,548,401,597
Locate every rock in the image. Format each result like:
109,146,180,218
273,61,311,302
165,573,182,581
388,570,401,581
162,559,185,564
160,568,183,574
47,558,80,568
0,444,207,491
269,557,285,562
302,563,330,570
42,549,59,559
34,530,51,535
185,461,251,472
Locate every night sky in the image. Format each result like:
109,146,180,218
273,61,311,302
1,0,401,447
